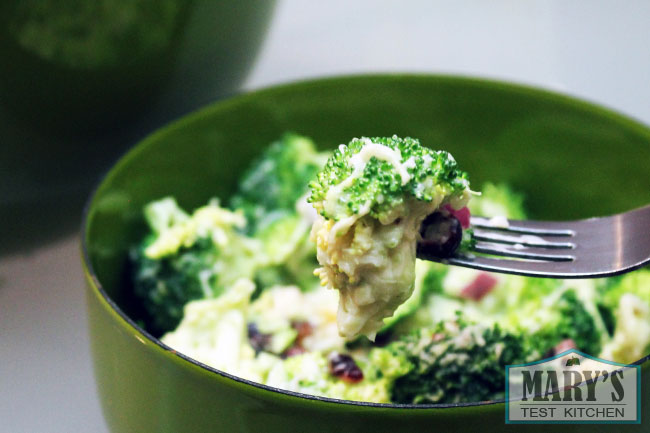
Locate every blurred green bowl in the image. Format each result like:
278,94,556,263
0,0,275,253
83,75,650,433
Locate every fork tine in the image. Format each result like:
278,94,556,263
446,253,648,278
444,254,581,278
472,228,575,249
419,204,650,278
473,241,575,262
470,216,575,237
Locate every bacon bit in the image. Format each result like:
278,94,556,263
554,339,577,355
431,333,445,342
283,346,306,358
444,204,471,229
460,273,498,301
281,321,314,359
292,320,313,342
328,353,364,384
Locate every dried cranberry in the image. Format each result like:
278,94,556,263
431,332,445,342
292,320,313,342
460,273,498,301
543,339,578,358
444,204,471,229
328,353,363,383
247,323,271,353
553,339,577,355
417,212,463,259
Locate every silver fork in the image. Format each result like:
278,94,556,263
421,204,650,278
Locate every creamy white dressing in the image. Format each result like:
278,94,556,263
161,278,256,377
323,138,412,219
350,139,411,185
403,156,417,171
328,202,371,240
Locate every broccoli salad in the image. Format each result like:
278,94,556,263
130,133,650,405
309,136,472,340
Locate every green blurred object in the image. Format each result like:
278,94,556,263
0,0,276,254
83,75,650,433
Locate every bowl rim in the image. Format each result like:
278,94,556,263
81,72,650,410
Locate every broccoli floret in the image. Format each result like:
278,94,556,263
230,133,329,232
253,212,320,292
600,291,650,364
525,289,603,357
388,316,531,404
230,133,328,292
309,136,472,340
468,182,526,219
309,136,470,222
160,278,260,378
601,270,650,311
130,198,263,335
131,237,218,336
597,270,650,363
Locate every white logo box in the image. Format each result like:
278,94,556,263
506,349,640,424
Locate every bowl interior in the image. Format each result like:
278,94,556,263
85,74,650,341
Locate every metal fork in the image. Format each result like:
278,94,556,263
419,204,650,278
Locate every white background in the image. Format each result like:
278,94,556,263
2,1,649,431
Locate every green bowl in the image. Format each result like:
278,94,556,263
0,0,276,254
83,75,650,433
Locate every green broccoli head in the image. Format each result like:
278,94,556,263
595,270,650,338
229,133,330,292
601,270,650,311
130,237,217,336
131,197,263,335
388,315,530,404
309,135,470,222
525,289,603,357
230,133,329,231
468,182,527,220
252,212,320,291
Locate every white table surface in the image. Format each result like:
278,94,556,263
2,1,649,431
